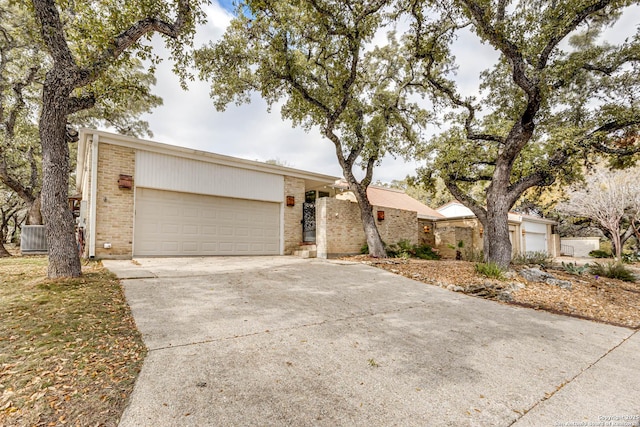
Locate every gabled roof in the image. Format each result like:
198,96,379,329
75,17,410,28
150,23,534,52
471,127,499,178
366,186,445,219
436,200,557,224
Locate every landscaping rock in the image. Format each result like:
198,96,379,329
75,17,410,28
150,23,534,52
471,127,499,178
520,267,572,290
506,282,526,292
520,267,554,282
546,278,572,290
497,291,513,302
465,282,503,299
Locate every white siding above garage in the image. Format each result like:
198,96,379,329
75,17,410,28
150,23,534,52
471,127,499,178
135,151,284,202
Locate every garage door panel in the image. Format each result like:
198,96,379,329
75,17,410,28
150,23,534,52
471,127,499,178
201,225,217,236
134,188,280,256
183,224,199,235
184,210,199,219
219,227,233,236
202,242,218,251
526,233,547,253
182,242,198,252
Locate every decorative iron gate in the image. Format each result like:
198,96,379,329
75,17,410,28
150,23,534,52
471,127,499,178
302,202,316,242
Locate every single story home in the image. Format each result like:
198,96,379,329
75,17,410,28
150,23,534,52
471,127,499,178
435,201,560,258
75,129,340,259
74,129,559,261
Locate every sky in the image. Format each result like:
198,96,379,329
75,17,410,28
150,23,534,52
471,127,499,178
135,1,639,184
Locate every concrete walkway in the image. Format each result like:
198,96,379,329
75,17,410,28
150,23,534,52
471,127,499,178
104,257,640,427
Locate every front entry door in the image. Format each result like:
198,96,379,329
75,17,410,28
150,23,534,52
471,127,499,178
302,202,316,242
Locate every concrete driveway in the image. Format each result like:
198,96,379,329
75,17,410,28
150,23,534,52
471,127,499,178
103,256,640,427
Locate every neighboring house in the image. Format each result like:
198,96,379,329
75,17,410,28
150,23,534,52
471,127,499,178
75,129,339,259
435,201,559,258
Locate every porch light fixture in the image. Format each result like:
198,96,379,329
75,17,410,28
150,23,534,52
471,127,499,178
479,227,483,237
286,196,295,207
377,210,385,221
423,225,431,233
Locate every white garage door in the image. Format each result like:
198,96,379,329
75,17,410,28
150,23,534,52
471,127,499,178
525,232,547,253
134,188,280,256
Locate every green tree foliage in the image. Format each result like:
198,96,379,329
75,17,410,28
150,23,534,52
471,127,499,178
195,0,431,257
0,3,45,226
1,0,166,240
30,0,205,277
409,0,640,268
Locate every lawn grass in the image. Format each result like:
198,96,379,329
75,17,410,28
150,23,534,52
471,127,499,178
0,256,146,426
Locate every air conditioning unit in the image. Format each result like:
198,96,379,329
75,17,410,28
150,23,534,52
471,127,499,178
21,225,48,254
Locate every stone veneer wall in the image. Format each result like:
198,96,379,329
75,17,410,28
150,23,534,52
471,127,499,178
94,143,135,259
316,198,418,258
283,176,306,254
433,218,482,259
418,219,436,247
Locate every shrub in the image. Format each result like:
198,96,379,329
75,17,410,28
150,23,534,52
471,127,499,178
475,262,505,280
621,252,640,264
512,251,552,266
414,244,441,260
385,240,419,259
589,262,637,282
361,240,441,260
561,261,590,276
589,249,612,259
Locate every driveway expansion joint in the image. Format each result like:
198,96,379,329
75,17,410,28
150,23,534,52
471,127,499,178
508,328,639,426
146,303,429,353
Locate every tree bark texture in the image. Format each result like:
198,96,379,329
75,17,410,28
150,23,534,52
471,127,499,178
483,192,512,269
0,217,12,257
26,194,42,225
39,70,82,277
348,178,386,258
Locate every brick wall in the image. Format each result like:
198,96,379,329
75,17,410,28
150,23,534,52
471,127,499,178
283,176,305,254
94,143,135,259
374,205,418,247
316,198,418,258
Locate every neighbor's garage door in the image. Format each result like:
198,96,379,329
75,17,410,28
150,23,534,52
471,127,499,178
134,188,280,256
525,232,547,253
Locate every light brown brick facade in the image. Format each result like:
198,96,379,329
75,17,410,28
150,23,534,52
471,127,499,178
316,198,418,258
283,176,306,254
94,143,135,259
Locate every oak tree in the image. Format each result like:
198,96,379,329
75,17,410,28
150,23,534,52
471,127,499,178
410,0,640,267
195,0,430,257
31,0,202,277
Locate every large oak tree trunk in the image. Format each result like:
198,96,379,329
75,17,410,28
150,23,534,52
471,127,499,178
348,179,386,258
483,183,513,269
39,73,81,278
